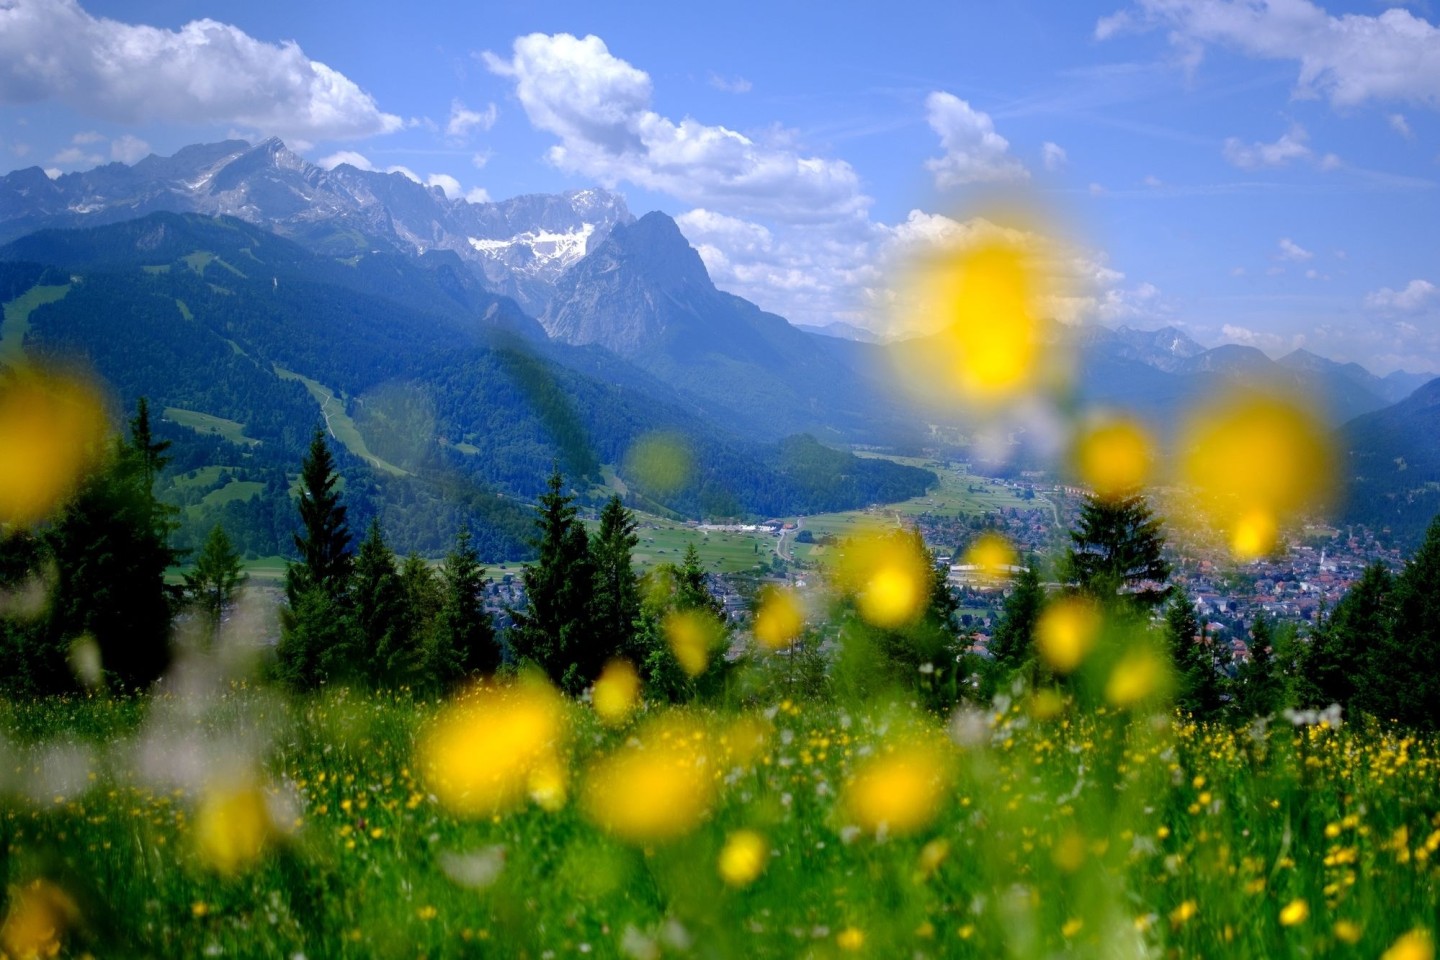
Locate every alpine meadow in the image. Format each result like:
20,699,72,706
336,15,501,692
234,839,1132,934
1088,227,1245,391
4,2,1440,959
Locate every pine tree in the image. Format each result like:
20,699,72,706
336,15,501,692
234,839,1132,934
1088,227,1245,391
433,526,497,684
509,468,594,691
184,524,246,633
1066,492,1172,610
590,495,642,663
1299,563,1393,712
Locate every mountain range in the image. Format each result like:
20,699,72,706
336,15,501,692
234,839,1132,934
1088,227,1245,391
2,139,1437,550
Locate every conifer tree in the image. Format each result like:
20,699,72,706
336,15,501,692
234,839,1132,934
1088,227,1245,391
1235,613,1283,718
184,524,246,633
590,495,642,663
433,526,497,684
1382,515,1440,728
1166,591,1228,719
1066,492,1171,610
46,398,181,691
351,518,405,686
1299,563,1393,712
989,562,1044,674
277,429,353,690
509,468,594,691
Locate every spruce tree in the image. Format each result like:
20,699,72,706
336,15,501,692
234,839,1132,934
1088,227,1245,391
1166,591,1228,719
277,429,353,690
46,398,181,691
1066,492,1172,610
1299,563,1393,712
590,495,642,663
288,428,352,601
990,561,1044,674
351,518,405,686
1235,613,1283,718
184,524,247,632
433,526,497,684
1384,515,1440,728
509,468,594,691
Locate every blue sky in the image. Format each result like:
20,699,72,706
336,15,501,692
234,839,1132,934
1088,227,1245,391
2,0,1438,374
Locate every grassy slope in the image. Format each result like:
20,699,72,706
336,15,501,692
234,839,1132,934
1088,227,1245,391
0,283,70,366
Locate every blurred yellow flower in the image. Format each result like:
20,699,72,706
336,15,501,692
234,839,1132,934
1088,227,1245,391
0,369,108,526
836,926,866,951
1036,597,1101,674
1333,920,1363,945
1179,390,1333,560
1382,930,1435,960
753,586,804,650
963,532,1018,580
1074,417,1153,499
592,659,641,726
843,744,951,836
420,676,568,817
0,879,78,960
1105,648,1169,709
896,240,1047,405
837,529,931,629
717,829,769,887
582,718,715,842
624,432,693,495
664,608,723,677
1170,900,1198,927
195,782,272,876
1278,898,1309,926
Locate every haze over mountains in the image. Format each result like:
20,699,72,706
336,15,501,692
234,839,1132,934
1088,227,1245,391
1,139,1437,549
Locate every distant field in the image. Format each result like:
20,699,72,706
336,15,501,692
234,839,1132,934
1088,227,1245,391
0,283,70,367
788,458,1035,564
164,407,260,447
273,365,408,477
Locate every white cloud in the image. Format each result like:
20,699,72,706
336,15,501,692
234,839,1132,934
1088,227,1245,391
447,100,498,139
1366,278,1437,310
924,92,1029,188
49,146,102,166
1100,0,1440,109
1041,141,1068,171
71,130,104,145
484,33,867,223
109,134,149,164
44,167,61,179
1222,124,1315,169
708,72,752,94
387,165,421,184
1089,182,1106,195
0,0,402,141
1389,112,1415,138
317,150,375,171
1143,174,1163,187
425,173,463,199
464,187,491,204
1277,237,1314,262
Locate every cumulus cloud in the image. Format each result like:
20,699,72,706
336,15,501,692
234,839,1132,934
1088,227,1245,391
315,150,487,203
109,134,150,164
1277,237,1314,262
1220,323,1303,353
0,0,402,141
1366,278,1437,310
1041,141,1068,171
708,73,752,94
924,92,1029,188
1389,112,1415,138
1098,0,1440,109
1222,124,1315,168
50,146,102,167
484,33,867,223
447,100,498,139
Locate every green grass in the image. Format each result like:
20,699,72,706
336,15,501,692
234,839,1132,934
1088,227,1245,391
142,264,171,275
175,299,194,321
0,283,70,367
624,516,782,574
164,407,260,447
0,686,1435,960
182,251,216,274
202,480,265,508
273,365,408,477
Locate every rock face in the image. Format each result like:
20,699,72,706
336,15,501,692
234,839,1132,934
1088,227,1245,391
0,138,632,316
